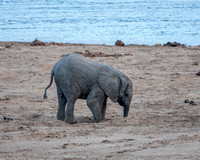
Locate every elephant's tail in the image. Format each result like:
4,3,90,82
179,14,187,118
43,69,54,99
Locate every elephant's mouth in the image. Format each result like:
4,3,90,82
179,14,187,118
118,97,125,106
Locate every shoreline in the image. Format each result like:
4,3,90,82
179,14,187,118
0,40,200,48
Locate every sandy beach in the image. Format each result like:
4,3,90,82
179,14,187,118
0,41,200,159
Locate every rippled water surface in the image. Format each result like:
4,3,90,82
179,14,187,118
0,0,200,45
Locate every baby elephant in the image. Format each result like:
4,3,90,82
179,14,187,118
44,53,133,124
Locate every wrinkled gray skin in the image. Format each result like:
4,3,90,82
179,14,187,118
43,53,133,124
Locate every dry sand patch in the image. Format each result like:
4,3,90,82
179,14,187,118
0,42,200,159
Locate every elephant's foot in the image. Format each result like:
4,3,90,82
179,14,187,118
93,117,103,123
92,114,104,123
64,118,77,124
57,115,65,121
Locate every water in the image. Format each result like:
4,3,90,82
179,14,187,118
0,0,200,46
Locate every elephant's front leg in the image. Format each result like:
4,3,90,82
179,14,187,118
102,98,107,120
64,98,77,124
87,88,106,123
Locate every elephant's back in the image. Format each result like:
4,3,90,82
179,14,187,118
66,53,101,71
54,53,101,80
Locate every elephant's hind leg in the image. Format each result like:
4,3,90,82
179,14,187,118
57,87,67,121
64,98,77,124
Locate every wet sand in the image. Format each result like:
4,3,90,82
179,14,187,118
0,42,200,159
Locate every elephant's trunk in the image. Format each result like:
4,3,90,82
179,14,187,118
124,105,129,117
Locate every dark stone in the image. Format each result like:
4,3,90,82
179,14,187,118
184,99,189,103
115,40,125,46
163,42,185,47
192,62,198,66
3,117,13,121
196,71,200,76
5,45,12,48
31,39,45,46
189,101,196,106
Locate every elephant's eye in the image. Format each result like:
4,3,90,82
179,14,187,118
124,93,128,97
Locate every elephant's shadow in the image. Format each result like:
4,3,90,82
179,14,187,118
76,116,108,123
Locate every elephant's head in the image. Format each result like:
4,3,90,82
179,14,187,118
98,66,133,117
117,76,133,117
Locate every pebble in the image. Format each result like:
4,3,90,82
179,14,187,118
196,71,200,76
32,113,42,118
3,117,13,121
189,101,196,106
184,99,189,103
184,99,197,106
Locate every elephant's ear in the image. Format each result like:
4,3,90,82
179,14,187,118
98,66,120,102
119,76,128,97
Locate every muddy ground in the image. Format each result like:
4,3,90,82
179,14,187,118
0,42,200,159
